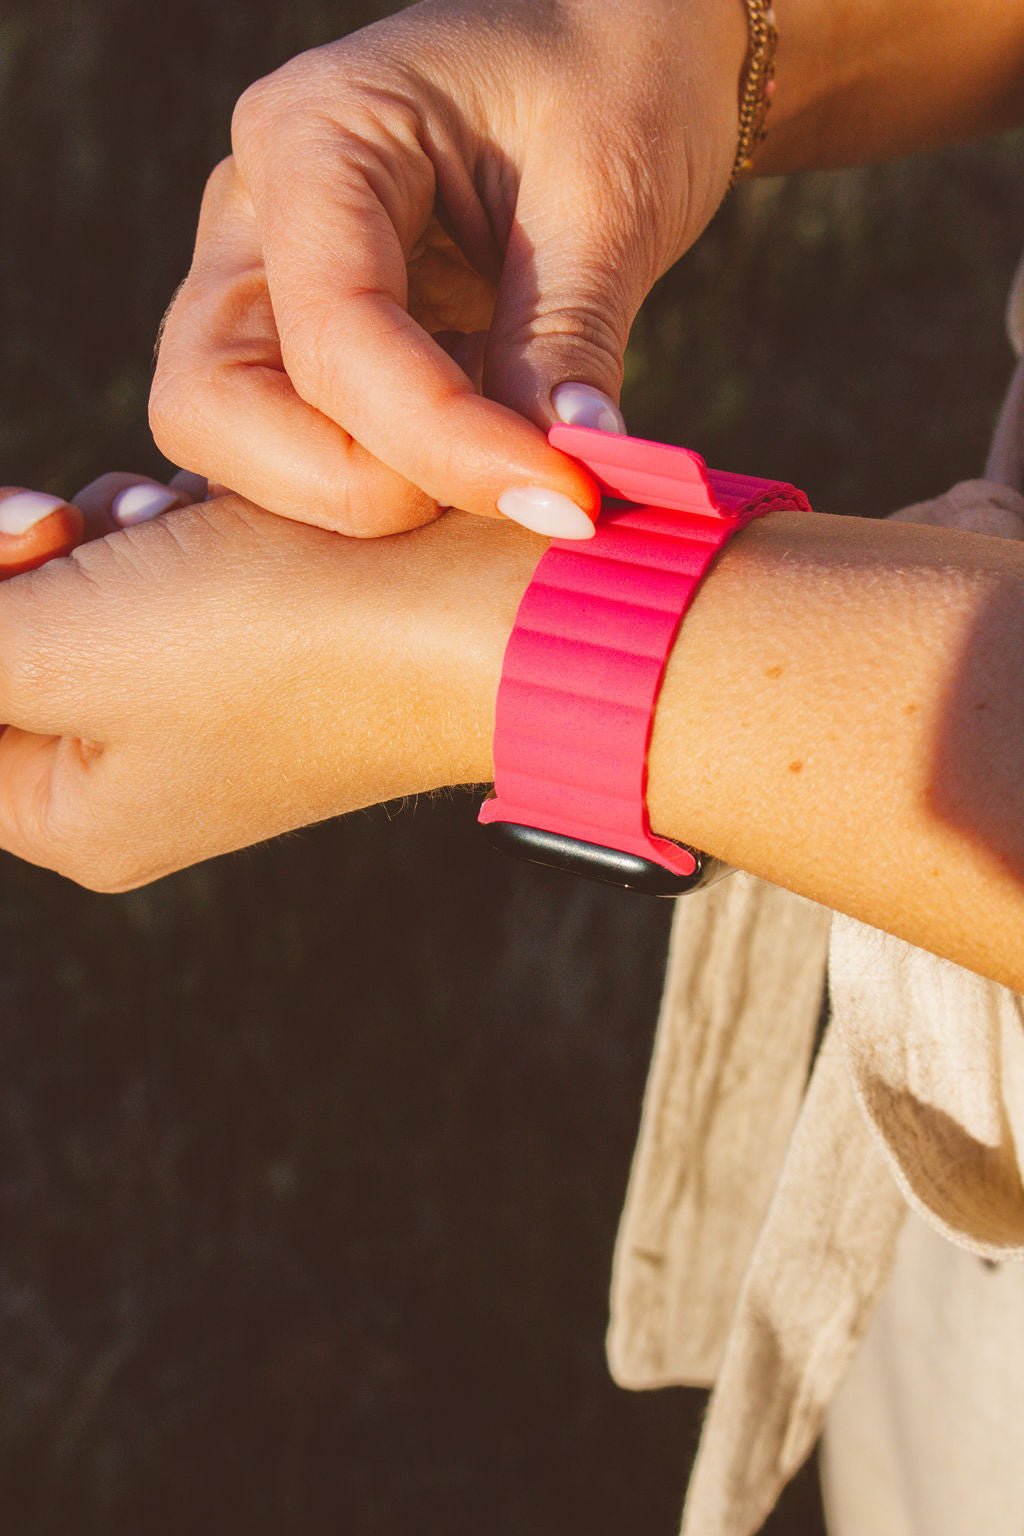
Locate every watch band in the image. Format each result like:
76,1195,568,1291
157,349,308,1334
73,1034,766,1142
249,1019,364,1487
478,424,812,895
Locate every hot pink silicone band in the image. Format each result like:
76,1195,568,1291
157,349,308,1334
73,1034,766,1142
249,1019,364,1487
478,424,811,875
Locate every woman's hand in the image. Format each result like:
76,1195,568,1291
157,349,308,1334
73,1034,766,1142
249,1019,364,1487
150,0,745,539
0,485,533,891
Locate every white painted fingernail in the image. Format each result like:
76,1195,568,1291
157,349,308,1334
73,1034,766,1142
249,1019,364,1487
112,484,181,526
551,382,626,434
0,492,66,535
497,486,596,540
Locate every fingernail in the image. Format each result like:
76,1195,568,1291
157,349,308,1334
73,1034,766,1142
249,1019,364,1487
168,468,208,503
497,486,596,540
0,491,67,535
551,382,626,434
111,484,181,526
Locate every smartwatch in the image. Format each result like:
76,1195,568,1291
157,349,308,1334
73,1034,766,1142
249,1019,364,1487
479,423,812,895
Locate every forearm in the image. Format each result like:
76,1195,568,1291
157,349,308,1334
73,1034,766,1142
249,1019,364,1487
5,492,1023,986
647,511,1024,988
429,508,1024,989
757,0,1024,171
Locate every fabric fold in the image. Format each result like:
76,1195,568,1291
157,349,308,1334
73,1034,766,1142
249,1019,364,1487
608,874,831,1390
829,915,1024,1259
679,1026,906,1536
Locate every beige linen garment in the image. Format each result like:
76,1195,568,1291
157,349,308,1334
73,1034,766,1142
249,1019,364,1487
609,256,1024,1535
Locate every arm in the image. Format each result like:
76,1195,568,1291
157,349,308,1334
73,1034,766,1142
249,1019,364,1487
763,0,1024,171
150,0,1024,535
646,510,1024,989
1,493,1022,990
457,507,1024,991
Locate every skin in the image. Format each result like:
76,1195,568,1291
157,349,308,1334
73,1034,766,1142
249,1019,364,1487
150,0,1024,536
0,494,83,576
0,484,1022,995
4,3,1024,989
150,0,746,533
762,0,1024,172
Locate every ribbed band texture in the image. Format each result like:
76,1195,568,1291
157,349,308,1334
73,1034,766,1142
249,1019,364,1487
480,426,811,875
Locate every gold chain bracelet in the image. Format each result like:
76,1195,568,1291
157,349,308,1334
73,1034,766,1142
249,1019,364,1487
728,0,779,189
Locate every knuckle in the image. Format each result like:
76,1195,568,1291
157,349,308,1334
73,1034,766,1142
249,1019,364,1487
333,477,436,539
18,761,159,894
82,858,149,895
49,816,147,894
6,762,101,891
44,762,172,893
261,448,434,538
64,851,137,895
536,303,628,363
327,86,421,158
230,74,280,154
277,307,336,407
198,155,239,224
148,358,205,468
153,275,188,371
46,825,103,890
150,292,202,456
147,372,185,465
231,51,331,159
492,298,627,389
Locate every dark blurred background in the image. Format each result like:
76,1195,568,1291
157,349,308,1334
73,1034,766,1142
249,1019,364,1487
1,3,1022,1533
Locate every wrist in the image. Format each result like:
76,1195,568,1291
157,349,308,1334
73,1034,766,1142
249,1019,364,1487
463,430,815,896
398,499,1024,989
404,511,541,789
753,0,1024,175
443,509,812,838
744,0,840,175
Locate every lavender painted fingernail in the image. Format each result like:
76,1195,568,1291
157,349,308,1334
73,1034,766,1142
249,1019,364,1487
551,382,626,434
112,484,181,527
0,492,66,535
168,469,208,503
496,485,596,540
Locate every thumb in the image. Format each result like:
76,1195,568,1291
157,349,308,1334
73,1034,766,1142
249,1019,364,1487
483,176,640,437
